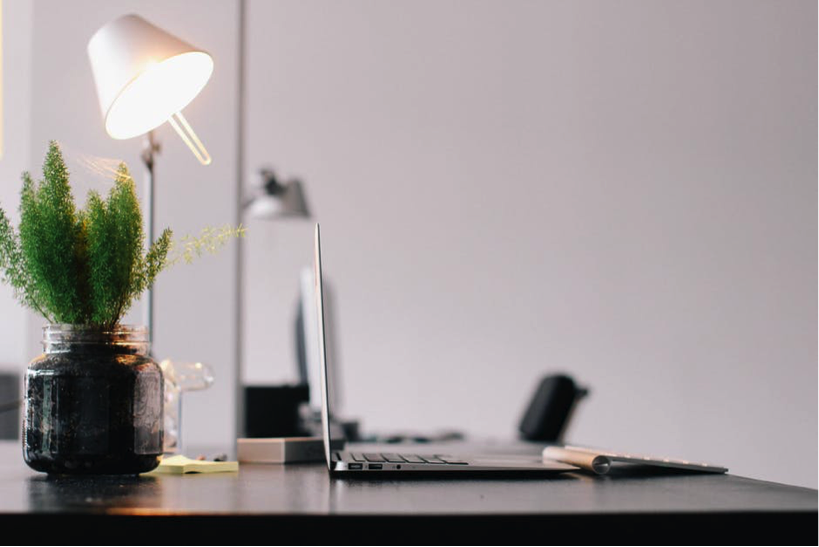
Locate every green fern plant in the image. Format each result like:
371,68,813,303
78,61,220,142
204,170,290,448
0,141,243,330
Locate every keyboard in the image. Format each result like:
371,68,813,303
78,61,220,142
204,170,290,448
345,452,469,465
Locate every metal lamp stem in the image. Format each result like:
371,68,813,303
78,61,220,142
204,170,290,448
141,130,159,347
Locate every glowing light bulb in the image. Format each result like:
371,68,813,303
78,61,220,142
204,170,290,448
103,51,213,141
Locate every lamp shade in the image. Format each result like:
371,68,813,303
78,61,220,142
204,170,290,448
87,14,213,140
247,179,311,219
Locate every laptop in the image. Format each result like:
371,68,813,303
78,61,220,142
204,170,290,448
313,224,576,475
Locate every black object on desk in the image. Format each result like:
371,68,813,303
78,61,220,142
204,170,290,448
519,374,589,442
243,384,310,438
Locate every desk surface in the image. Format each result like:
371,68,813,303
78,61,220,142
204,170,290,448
1,440,815,542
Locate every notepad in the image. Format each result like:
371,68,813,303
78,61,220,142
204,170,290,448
542,445,727,475
146,455,239,475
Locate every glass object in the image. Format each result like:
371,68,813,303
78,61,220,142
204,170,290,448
159,360,213,454
23,325,163,475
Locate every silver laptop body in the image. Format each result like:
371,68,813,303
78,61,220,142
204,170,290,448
314,224,576,475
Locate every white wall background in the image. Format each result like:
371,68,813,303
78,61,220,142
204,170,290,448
0,0,32,370
242,0,817,488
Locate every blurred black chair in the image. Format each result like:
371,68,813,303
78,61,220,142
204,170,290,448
519,374,589,443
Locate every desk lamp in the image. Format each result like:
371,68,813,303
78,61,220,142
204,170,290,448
87,14,214,341
245,168,311,219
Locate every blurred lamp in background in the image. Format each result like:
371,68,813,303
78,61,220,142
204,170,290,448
245,168,311,219
87,13,214,340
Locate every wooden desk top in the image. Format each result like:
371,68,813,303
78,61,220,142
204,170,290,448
0,441,815,542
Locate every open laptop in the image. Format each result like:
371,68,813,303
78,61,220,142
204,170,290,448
314,224,576,475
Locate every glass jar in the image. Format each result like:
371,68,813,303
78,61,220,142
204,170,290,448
159,359,214,454
23,325,163,475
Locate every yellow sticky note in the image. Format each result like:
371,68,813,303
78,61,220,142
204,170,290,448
146,455,239,475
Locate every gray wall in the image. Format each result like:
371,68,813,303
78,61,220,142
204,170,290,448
242,0,817,488
0,0,32,370
0,1,33,437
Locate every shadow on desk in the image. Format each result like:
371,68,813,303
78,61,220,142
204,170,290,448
331,470,582,482
328,465,724,482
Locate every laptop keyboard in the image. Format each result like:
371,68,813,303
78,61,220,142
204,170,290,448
349,452,468,465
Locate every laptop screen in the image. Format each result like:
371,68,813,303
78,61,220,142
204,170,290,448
313,224,335,469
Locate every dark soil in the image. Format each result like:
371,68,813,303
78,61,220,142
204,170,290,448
24,347,163,475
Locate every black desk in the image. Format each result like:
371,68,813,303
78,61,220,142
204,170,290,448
0,441,815,543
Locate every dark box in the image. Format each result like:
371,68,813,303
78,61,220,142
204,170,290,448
244,384,310,438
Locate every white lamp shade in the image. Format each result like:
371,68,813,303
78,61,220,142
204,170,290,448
87,14,213,140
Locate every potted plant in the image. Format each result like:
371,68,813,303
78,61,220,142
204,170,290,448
0,141,240,475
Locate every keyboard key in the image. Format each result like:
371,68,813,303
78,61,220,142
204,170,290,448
380,453,406,463
436,454,467,464
350,453,366,462
363,453,385,462
421,456,446,464
401,455,426,464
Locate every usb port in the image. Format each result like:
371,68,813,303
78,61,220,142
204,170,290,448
368,464,383,470
348,463,362,470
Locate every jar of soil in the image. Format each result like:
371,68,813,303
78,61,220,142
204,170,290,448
23,325,163,474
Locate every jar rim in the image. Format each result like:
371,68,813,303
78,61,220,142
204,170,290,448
43,324,148,335
42,324,150,348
